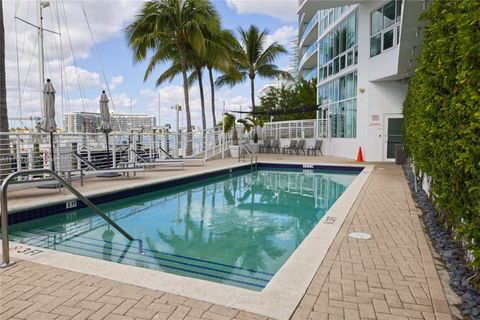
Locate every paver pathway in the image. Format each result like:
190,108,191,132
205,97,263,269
0,164,453,320
291,164,452,320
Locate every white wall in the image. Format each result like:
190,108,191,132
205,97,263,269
298,0,415,161
344,1,407,161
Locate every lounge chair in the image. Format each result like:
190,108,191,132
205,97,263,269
283,140,297,155
155,147,205,165
260,140,271,153
130,149,184,169
295,140,306,155
271,139,280,154
308,140,323,156
73,152,145,177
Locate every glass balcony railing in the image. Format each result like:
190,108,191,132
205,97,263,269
300,12,318,45
304,68,317,80
300,42,318,67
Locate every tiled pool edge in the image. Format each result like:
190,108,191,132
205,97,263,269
2,164,374,320
5,161,363,225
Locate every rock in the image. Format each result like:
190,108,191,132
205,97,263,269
471,308,479,317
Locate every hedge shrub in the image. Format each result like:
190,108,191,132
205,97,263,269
403,0,480,266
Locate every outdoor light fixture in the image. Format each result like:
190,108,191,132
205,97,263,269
358,88,365,93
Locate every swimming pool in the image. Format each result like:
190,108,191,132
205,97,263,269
8,167,358,291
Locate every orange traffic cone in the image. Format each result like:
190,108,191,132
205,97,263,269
356,147,364,162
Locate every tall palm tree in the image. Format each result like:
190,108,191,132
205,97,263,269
206,29,238,128
216,25,293,115
125,0,217,155
0,1,9,179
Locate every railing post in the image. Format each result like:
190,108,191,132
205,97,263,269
55,134,60,171
86,135,91,162
149,133,154,159
15,135,21,172
112,136,117,168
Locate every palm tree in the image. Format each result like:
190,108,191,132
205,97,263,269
205,29,238,128
223,113,253,146
238,116,264,143
216,25,293,116
0,1,9,179
125,0,217,155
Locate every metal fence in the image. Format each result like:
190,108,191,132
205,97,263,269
261,119,328,140
0,128,229,181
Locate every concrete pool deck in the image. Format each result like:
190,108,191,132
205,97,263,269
0,156,453,320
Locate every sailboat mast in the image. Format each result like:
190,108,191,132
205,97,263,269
37,0,47,117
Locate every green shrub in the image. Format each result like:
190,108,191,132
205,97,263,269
403,0,480,266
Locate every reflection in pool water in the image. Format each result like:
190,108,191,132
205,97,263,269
9,168,357,290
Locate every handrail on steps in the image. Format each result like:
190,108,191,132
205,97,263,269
239,143,257,170
1,169,134,268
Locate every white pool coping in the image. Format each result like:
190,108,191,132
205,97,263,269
3,162,374,319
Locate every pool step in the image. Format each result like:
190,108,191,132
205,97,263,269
9,229,272,290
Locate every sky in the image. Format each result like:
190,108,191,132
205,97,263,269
5,0,298,130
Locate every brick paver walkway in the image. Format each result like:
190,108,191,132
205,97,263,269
0,164,453,320
291,164,452,320
0,261,267,320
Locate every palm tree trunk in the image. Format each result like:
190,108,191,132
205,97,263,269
197,66,206,151
178,43,192,156
208,67,216,127
0,1,10,179
250,77,255,113
250,77,258,143
208,67,219,147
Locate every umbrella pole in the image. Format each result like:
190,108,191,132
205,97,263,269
50,132,55,172
105,133,110,169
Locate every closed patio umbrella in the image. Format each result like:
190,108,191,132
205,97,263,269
40,79,57,171
100,90,112,167
97,91,119,178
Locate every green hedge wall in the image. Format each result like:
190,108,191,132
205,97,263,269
403,0,480,265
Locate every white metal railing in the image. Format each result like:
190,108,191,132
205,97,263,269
239,143,257,170
261,119,328,140
0,128,229,181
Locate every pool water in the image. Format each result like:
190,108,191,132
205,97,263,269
9,168,357,290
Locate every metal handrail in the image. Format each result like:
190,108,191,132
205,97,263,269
239,143,257,170
1,169,134,268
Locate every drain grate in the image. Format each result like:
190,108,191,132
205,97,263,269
349,232,372,240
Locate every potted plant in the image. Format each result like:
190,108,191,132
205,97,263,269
238,116,264,152
223,113,241,157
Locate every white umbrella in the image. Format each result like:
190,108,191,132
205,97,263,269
100,90,112,133
40,79,57,171
99,90,112,168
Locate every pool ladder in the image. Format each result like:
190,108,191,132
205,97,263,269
0,169,134,268
239,143,257,171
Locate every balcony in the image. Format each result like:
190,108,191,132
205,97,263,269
304,68,317,81
299,0,359,14
299,42,318,70
299,13,318,47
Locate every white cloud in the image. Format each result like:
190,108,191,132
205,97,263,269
64,66,102,89
226,0,298,21
111,93,138,111
139,88,155,97
266,25,298,47
4,0,143,119
109,76,124,90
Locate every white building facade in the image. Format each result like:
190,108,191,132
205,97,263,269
63,111,156,133
298,0,425,161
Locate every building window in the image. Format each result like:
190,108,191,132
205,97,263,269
318,10,358,81
370,0,402,57
318,71,357,138
319,5,349,35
